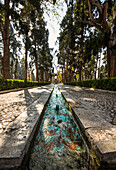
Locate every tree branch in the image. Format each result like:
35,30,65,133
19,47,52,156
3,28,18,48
88,0,94,22
114,0,116,19
88,0,102,24
90,0,102,15
87,0,104,32
76,19,103,32
94,23,103,32
103,1,108,23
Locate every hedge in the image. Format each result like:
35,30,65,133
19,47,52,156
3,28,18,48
64,78,116,91
0,79,51,91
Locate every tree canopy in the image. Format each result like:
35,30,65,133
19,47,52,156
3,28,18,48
58,0,116,82
0,0,116,83
0,0,54,81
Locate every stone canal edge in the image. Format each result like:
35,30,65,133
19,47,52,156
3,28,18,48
59,84,116,166
0,85,53,169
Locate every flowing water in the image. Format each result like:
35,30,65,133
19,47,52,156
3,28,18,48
28,85,99,170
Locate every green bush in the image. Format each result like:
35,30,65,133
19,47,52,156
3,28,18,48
64,78,116,91
0,78,51,91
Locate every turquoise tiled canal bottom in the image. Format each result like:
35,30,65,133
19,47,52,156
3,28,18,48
29,85,98,170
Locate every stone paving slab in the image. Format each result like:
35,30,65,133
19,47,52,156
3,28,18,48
0,85,53,169
59,85,116,164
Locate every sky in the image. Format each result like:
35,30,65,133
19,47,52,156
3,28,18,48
43,1,67,73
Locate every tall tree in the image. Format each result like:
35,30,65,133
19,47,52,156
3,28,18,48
74,0,86,81
0,0,56,80
20,1,32,82
30,7,46,81
58,2,76,82
10,25,21,79
0,0,10,78
74,0,116,77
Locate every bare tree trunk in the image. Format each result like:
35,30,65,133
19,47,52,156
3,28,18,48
79,63,82,81
66,56,69,82
45,70,49,82
40,67,44,81
94,70,96,80
10,58,13,78
24,1,29,82
62,67,64,82
69,61,73,82
87,71,90,79
3,0,10,79
35,56,39,81
79,26,84,82
24,35,28,82
34,22,39,81
50,72,52,82
15,58,18,79
109,3,116,78
110,47,116,77
107,42,111,78
79,1,84,82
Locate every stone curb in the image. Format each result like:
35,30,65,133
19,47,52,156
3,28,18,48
66,84,116,94
81,86,116,94
0,86,38,95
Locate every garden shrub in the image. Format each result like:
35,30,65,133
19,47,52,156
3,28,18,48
0,78,51,91
64,78,116,91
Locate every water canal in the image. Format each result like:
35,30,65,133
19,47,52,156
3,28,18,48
28,85,99,170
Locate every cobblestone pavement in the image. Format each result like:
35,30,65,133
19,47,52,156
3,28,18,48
0,85,53,169
59,85,116,125
0,86,51,134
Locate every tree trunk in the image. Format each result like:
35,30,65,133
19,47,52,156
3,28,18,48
10,58,13,78
66,56,69,82
15,58,18,79
45,70,49,82
79,63,82,81
107,42,111,78
24,36,28,82
50,72,52,82
34,21,39,82
87,71,90,79
40,67,44,81
94,71,96,80
3,0,10,79
62,67,64,83
110,47,116,77
69,62,73,82
35,56,39,81
109,21,116,77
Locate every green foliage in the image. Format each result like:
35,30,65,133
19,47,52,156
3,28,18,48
0,78,51,91
64,78,116,91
